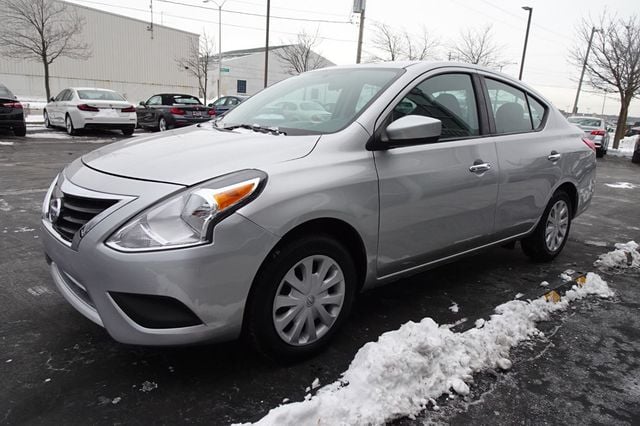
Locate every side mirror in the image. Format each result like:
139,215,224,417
139,101,146,106
384,115,441,146
49,97,55,102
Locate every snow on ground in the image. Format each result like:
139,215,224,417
605,182,636,189
608,135,638,158
244,273,614,426
594,241,640,271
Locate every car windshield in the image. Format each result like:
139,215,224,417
171,95,202,105
568,117,602,127
218,68,403,135
77,89,125,101
0,84,15,99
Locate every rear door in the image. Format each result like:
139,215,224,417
478,75,561,240
49,90,68,124
374,71,499,277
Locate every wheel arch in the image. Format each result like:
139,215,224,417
241,217,368,334
554,181,578,218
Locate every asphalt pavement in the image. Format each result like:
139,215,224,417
1,127,639,425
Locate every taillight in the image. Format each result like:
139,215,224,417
77,104,99,112
121,105,136,113
2,102,23,109
207,108,216,116
582,137,596,152
170,107,185,115
590,129,605,136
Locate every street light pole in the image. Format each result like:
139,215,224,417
572,26,599,114
355,1,366,63
203,0,226,99
519,6,532,80
264,0,270,88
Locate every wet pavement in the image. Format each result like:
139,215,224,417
1,131,639,425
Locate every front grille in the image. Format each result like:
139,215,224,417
52,193,118,242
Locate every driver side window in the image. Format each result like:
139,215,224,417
391,73,480,140
147,95,162,106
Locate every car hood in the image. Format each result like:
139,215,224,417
82,125,320,185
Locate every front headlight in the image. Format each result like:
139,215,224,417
106,170,266,252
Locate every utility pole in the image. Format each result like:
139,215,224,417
519,6,532,80
147,0,154,39
572,26,600,114
354,0,366,63
264,0,270,88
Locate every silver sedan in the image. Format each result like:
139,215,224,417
41,62,596,360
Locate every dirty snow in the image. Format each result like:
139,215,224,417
608,135,638,158
0,199,10,212
244,273,613,426
311,378,321,390
448,302,459,313
140,381,158,392
605,182,636,189
594,241,640,271
0,141,14,146
540,281,549,287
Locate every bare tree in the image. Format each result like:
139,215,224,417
176,31,215,103
0,0,90,100
572,13,640,148
369,23,438,62
451,25,505,68
274,30,329,75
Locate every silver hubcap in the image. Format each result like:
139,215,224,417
545,200,569,252
272,255,346,346
159,118,166,131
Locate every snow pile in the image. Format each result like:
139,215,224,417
608,135,638,158
245,273,613,426
594,241,640,271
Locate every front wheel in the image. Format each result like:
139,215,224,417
43,111,51,128
13,126,26,136
246,235,357,362
522,191,572,262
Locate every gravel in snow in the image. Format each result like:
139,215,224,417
243,273,613,425
594,241,639,271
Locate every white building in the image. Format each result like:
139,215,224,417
212,45,335,99
0,2,199,103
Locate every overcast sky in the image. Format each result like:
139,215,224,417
68,0,639,117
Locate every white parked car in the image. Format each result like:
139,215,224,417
44,88,137,136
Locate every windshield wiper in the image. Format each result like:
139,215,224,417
223,123,286,135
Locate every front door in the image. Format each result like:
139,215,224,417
374,72,499,277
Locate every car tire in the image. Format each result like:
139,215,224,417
596,148,604,158
521,190,572,262
632,150,640,164
13,126,26,137
122,126,135,136
44,111,51,128
246,235,357,362
65,114,77,136
158,117,168,132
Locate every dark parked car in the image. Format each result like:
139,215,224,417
137,94,215,131
626,121,640,137
207,95,249,115
0,83,26,136
632,137,640,164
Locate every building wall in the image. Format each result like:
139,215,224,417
0,2,199,103
211,49,332,99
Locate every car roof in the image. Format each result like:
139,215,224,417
568,116,602,121
69,87,118,92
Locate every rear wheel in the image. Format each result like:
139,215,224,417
596,148,604,158
65,114,77,136
632,150,640,164
522,191,572,262
246,235,357,362
158,117,168,132
13,126,26,136
122,126,135,136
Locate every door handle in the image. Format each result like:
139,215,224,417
469,162,492,174
547,151,561,162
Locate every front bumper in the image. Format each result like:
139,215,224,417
42,162,279,346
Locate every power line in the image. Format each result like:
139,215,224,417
69,0,356,43
156,0,353,24
227,0,351,19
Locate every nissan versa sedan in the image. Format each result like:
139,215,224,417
41,62,596,360
44,88,137,135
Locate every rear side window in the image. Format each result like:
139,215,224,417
390,73,480,139
527,96,546,129
485,78,545,134
0,84,14,98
